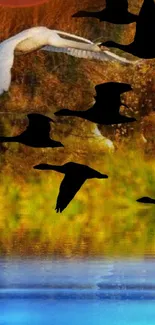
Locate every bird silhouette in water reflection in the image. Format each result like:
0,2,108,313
55,82,136,125
137,197,155,204
72,0,137,24
33,162,108,212
101,0,155,59
0,113,64,148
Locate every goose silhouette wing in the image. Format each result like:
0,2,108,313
106,0,128,10
137,197,155,204
134,0,155,45
94,82,132,98
25,114,53,137
88,95,121,116
55,173,86,212
88,83,131,115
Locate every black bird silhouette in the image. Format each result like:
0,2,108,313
100,0,155,59
54,82,136,125
72,0,137,24
137,197,155,204
0,113,64,148
33,162,108,212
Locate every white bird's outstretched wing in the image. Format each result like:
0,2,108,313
0,41,25,95
41,30,138,65
53,30,93,44
0,26,139,96
0,41,16,95
100,50,138,64
0,27,43,95
42,45,137,65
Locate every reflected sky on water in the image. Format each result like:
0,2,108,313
0,258,155,325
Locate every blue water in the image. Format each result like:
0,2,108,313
0,259,155,325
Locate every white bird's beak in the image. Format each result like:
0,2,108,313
97,42,109,51
95,42,103,46
90,42,102,51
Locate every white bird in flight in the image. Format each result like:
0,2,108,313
0,26,139,95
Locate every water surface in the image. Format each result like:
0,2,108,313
0,258,155,325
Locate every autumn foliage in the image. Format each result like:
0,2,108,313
0,0,154,257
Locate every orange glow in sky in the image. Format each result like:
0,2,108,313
0,0,49,7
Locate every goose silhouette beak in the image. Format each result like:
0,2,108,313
99,174,108,179
126,85,133,92
59,142,64,147
72,11,86,18
33,164,47,170
54,111,62,116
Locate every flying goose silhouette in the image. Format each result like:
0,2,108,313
137,197,155,204
72,0,137,24
54,82,136,125
33,162,108,212
101,0,155,59
0,26,140,95
0,113,64,148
